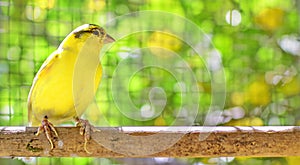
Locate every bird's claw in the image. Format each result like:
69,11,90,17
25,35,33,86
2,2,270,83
75,117,100,154
35,116,58,150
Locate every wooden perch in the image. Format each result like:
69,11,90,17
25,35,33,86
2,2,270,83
0,126,300,157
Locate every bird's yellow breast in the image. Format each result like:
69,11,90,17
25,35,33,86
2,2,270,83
28,35,103,125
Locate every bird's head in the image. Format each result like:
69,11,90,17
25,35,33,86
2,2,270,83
71,24,115,44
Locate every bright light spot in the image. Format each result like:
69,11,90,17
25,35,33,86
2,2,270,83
208,157,235,164
154,157,173,163
1,105,14,121
229,106,245,119
278,35,300,56
21,157,37,164
207,49,222,71
265,65,297,85
140,104,154,118
118,51,129,59
272,75,283,85
268,116,280,125
226,9,242,26
203,109,223,125
223,106,245,123
219,157,235,162
26,5,41,21
193,163,205,165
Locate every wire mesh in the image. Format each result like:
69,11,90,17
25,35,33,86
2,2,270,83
0,0,212,128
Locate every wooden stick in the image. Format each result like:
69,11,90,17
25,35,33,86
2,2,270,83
0,126,299,157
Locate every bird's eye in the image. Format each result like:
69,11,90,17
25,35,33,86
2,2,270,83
93,30,100,36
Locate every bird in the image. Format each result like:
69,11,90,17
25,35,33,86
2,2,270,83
27,24,115,153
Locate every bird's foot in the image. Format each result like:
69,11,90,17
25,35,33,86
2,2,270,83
35,116,58,150
75,117,100,154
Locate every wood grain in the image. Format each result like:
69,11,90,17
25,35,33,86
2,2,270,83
0,126,299,157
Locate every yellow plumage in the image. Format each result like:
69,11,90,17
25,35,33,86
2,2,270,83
27,24,114,151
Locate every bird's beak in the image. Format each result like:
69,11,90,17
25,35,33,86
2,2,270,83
104,34,115,44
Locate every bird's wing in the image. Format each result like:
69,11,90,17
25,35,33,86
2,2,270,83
27,51,61,125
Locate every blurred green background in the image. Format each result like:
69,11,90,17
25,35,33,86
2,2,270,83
1,0,300,164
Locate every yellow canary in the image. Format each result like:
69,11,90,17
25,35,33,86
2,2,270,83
27,24,114,152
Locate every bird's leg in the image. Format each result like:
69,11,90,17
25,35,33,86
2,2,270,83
74,117,100,154
35,116,58,150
